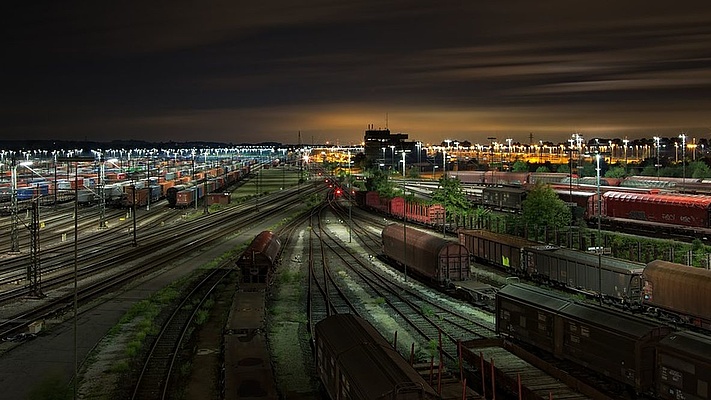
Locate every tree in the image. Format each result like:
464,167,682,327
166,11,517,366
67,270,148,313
430,176,472,217
365,167,398,198
521,181,572,235
407,167,420,179
556,164,570,174
604,166,626,178
690,161,711,179
535,165,550,173
511,160,529,172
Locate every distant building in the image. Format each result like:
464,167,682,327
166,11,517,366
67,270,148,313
363,125,421,169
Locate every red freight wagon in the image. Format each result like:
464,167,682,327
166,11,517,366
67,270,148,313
602,191,711,229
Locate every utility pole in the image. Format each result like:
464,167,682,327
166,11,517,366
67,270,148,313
29,198,42,297
10,157,19,253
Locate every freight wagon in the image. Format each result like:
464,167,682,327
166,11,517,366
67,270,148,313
359,191,445,226
643,260,711,330
496,283,674,396
315,314,441,400
382,223,469,285
459,229,645,305
236,231,281,285
655,331,711,400
481,186,527,211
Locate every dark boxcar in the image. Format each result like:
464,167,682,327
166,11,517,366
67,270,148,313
495,284,570,355
458,229,535,274
485,171,529,186
448,170,486,184
643,260,711,329
523,245,645,303
603,191,711,229
382,223,469,284
315,314,439,400
236,231,282,284
557,301,672,394
166,184,186,207
175,187,196,207
481,186,526,211
655,331,711,400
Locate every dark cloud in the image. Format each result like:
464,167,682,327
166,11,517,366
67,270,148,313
3,1,711,145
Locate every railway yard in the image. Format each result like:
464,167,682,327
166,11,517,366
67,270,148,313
0,159,710,400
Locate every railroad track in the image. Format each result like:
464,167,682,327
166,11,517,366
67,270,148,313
316,195,497,369
131,266,233,400
0,184,323,338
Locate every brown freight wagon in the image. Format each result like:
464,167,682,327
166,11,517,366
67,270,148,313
458,229,535,274
495,283,570,355
556,301,672,394
655,331,711,400
382,223,469,285
236,231,281,285
643,260,711,330
315,314,440,400
497,283,673,395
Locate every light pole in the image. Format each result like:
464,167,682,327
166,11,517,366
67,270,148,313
595,153,602,306
10,157,19,253
416,141,422,165
381,147,386,169
680,133,687,188
442,146,447,178
622,138,629,174
57,154,94,400
653,136,661,178
389,145,396,172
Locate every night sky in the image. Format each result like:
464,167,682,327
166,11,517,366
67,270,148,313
4,1,711,146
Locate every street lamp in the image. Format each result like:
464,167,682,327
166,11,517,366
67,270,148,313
416,141,422,165
389,145,396,171
57,154,94,400
653,137,661,178
680,133,687,188
595,153,602,306
442,146,447,178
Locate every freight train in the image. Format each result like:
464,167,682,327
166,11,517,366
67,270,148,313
355,191,445,226
496,283,711,400
459,229,711,330
166,165,249,208
315,313,443,400
550,187,711,239
223,231,282,399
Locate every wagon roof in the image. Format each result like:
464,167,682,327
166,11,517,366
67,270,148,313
457,229,537,248
237,231,281,265
483,186,527,194
497,284,571,311
603,191,711,208
644,260,711,285
658,330,711,356
559,302,669,338
526,246,645,273
384,223,463,253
